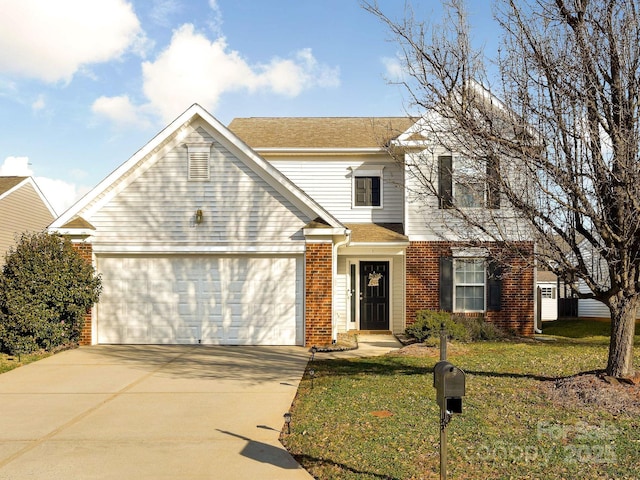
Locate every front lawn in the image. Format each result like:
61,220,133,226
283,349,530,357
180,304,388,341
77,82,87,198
0,351,52,375
282,320,640,479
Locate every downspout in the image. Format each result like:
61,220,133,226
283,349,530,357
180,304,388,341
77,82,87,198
332,228,352,342
533,246,542,334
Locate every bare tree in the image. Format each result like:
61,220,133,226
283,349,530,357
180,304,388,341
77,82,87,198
365,0,640,377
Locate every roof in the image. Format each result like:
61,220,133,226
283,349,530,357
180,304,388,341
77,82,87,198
345,223,408,244
0,176,28,195
60,216,96,230
227,117,416,149
537,270,558,283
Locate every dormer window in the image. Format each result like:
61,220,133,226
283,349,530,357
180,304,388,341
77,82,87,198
351,165,384,208
186,143,212,181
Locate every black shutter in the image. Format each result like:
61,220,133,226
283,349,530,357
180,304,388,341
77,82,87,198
486,156,501,209
487,260,502,311
438,156,453,209
439,256,453,311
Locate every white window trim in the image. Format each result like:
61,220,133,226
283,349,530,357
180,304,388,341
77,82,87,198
350,165,385,209
453,257,486,313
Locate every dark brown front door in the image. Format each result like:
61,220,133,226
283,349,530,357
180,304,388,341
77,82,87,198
359,261,389,330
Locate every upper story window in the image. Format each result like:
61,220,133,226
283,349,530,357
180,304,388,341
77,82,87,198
355,176,381,206
351,166,384,208
438,155,500,209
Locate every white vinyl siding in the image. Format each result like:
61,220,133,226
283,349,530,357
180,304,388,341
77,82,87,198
88,128,309,244
268,156,404,223
404,150,529,241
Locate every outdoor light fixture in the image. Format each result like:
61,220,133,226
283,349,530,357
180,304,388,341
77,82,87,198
195,209,203,224
309,369,315,389
310,346,317,361
283,412,292,434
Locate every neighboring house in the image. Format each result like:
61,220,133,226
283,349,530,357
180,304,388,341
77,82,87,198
575,238,640,320
49,104,534,347
0,176,56,263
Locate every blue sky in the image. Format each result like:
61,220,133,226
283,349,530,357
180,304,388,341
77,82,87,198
0,0,497,215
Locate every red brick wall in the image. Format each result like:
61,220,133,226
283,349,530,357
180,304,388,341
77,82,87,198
406,241,534,335
71,241,93,346
305,242,333,346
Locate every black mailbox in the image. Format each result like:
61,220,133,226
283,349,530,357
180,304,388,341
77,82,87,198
433,361,466,414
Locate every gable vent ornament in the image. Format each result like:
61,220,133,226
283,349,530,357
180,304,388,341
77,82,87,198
368,271,382,287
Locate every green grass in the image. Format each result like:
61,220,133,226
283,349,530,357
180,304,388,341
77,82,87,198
282,320,640,479
0,351,52,374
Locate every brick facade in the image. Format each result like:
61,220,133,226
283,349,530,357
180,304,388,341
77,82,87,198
71,241,93,346
406,241,535,336
305,242,333,346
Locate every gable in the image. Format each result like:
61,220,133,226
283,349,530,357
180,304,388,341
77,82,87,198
50,104,344,248
0,177,56,261
87,125,314,245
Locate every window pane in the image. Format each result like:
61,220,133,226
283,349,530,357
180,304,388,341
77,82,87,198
456,286,484,311
355,176,381,206
455,182,484,208
454,259,485,311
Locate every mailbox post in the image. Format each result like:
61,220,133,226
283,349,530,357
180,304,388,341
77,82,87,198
433,326,465,480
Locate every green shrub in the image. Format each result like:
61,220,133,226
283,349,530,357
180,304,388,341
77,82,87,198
456,316,506,341
0,232,102,355
405,310,469,342
405,310,506,343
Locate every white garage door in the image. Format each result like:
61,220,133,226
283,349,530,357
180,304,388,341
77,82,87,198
96,255,303,345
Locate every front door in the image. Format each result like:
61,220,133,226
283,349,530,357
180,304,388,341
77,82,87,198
359,261,389,330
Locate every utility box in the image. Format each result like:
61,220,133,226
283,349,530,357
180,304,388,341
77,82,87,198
433,361,466,414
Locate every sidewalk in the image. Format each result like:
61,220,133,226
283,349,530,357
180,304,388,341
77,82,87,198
314,334,402,359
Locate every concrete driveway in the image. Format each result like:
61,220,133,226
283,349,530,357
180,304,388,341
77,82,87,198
0,345,313,480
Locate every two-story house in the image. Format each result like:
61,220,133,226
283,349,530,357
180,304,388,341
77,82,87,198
49,104,534,346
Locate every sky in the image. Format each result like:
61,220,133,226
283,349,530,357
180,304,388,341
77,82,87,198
0,0,497,215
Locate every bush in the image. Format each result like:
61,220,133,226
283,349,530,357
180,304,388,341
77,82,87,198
455,316,506,341
0,232,102,355
405,310,469,342
405,310,506,343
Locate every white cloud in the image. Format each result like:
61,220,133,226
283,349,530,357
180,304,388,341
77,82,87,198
382,56,405,82
35,177,88,216
0,0,146,83
207,0,223,37
32,94,46,112
92,95,152,129
0,156,85,215
149,0,181,27
0,156,32,176
135,24,340,122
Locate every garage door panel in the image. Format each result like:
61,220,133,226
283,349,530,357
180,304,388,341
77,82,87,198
97,255,302,345
124,326,148,343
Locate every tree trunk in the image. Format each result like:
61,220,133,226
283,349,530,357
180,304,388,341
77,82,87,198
607,297,638,378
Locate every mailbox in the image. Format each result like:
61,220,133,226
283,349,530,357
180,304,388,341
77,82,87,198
433,361,466,414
